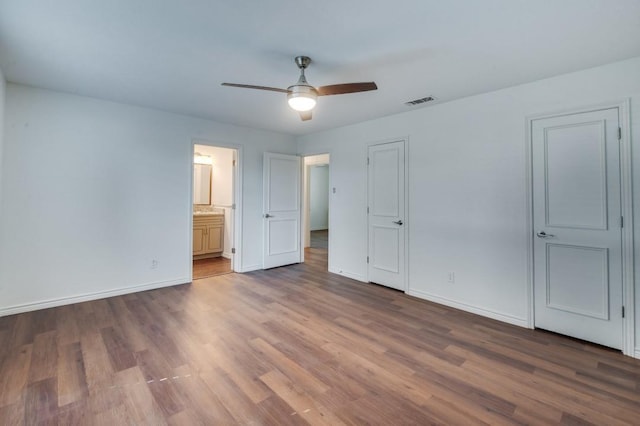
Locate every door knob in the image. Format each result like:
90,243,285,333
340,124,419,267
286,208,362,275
536,231,555,238
264,213,273,218
393,220,403,225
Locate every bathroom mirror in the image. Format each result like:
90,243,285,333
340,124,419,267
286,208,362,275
193,163,212,205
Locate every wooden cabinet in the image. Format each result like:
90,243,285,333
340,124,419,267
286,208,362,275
193,214,224,258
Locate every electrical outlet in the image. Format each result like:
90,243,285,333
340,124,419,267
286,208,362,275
447,272,455,283
151,259,159,269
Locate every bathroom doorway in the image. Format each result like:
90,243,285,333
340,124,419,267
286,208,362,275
302,154,330,267
192,143,239,279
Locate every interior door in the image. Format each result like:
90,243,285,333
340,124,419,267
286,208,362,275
367,140,406,290
532,108,623,349
263,153,301,269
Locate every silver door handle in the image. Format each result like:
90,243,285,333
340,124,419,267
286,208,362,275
536,231,555,238
393,220,403,225
264,213,273,218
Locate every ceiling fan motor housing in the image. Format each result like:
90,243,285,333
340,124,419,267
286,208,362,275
287,57,317,111
287,84,317,111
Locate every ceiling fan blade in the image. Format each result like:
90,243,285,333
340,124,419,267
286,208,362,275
299,111,312,121
221,83,289,93
316,82,377,96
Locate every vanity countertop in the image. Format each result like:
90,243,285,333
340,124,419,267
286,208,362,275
193,211,224,217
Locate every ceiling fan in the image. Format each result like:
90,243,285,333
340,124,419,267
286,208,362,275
222,56,377,121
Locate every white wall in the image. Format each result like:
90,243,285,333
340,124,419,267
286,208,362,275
297,56,640,352
0,84,296,315
309,165,329,231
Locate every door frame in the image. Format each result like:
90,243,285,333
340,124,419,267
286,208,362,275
524,99,635,357
189,139,244,276
366,136,410,292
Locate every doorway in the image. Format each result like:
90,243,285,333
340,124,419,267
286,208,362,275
302,154,330,266
528,103,634,354
192,143,238,279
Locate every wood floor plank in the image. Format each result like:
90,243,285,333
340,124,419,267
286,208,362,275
256,394,312,426
0,247,638,424
421,395,493,426
304,359,367,412
107,298,152,353
100,326,136,372
320,341,433,407
199,367,272,425
0,344,32,407
7,314,33,349
55,305,80,346
79,332,123,417
133,349,185,418
29,309,57,341
336,392,441,426
170,365,236,424
55,399,90,425
79,332,113,389
463,358,632,425
192,256,232,280
24,377,57,425
205,336,273,404
250,337,330,395
28,330,58,384
115,366,167,425
259,368,345,426
57,341,88,407
90,402,129,426
0,401,25,426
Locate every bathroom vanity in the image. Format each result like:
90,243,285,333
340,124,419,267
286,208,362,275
193,212,224,259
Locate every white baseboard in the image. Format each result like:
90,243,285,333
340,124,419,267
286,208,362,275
0,278,189,318
634,349,640,359
222,252,232,259
407,288,529,328
329,268,367,283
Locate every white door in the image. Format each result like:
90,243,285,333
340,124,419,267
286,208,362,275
532,108,623,349
263,153,301,269
367,140,406,290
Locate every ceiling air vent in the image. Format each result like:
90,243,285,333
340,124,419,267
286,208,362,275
405,96,435,106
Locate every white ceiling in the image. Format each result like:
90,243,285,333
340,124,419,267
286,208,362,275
1,1,639,136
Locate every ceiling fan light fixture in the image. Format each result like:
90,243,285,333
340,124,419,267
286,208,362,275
287,85,317,111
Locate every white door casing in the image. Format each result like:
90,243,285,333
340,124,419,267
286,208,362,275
532,108,623,349
263,153,301,269
367,140,406,290
227,150,237,265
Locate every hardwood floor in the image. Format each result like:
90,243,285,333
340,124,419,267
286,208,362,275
1,247,639,424
193,256,232,280
310,230,328,249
